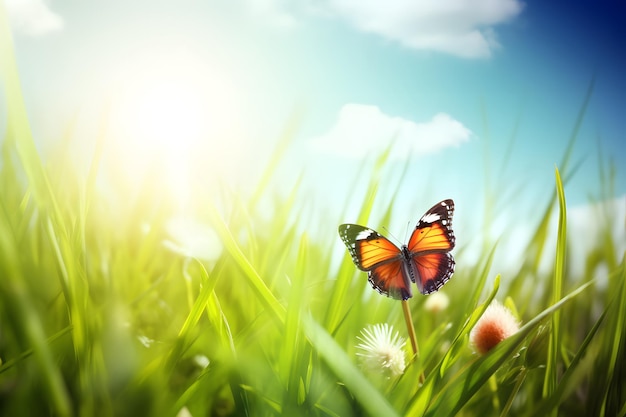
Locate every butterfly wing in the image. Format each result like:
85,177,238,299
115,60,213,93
338,224,413,300
366,261,413,300
407,199,456,294
411,252,455,294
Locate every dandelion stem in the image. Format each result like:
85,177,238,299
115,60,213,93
401,300,418,355
401,299,424,383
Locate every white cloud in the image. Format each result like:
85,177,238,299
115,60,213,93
247,0,523,58
6,0,63,36
247,0,298,28
310,103,471,159
326,0,523,58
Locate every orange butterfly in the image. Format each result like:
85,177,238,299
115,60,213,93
338,199,455,300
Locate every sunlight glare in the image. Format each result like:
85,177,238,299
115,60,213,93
105,46,243,212
131,81,207,150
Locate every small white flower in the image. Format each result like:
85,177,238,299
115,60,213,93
356,323,406,377
176,406,193,417
193,354,210,369
423,291,450,313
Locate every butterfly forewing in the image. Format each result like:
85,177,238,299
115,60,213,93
338,224,401,270
408,199,455,254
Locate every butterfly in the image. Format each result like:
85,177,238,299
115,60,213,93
338,199,456,300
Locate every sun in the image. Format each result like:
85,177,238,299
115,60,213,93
127,80,208,150
109,49,239,155
103,46,243,209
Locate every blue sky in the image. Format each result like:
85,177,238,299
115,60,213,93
2,0,625,265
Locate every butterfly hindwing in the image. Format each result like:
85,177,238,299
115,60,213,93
338,224,413,300
412,252,455,294
367,260,413,300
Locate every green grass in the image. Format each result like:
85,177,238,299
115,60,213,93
1,21,625,417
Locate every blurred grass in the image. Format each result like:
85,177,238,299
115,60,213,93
543,167,567,411
1,13,626,417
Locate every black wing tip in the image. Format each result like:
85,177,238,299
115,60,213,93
437,199,455,215
420,199,455,222
338,224,357,240
338,223,363,235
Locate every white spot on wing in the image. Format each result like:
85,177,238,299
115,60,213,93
421,213,441,223
356,229,375,240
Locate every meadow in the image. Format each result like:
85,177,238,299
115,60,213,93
1,28,625,417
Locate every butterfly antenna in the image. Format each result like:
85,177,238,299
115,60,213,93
382,226,403,246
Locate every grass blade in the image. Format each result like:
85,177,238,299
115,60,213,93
206,203,286,326
166,259,215,372
303,315,401,417
423,280,593,417
532,298,606,415
280,234,308,412
406,275,500,416
600,257,626,416
440,274,501,376
543,167,567,405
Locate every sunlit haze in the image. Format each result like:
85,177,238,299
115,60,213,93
104,47,243,208
3,0,625,265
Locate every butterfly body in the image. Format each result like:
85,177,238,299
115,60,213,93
338,199,456,300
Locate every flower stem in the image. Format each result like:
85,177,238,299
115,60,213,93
401,299,425,383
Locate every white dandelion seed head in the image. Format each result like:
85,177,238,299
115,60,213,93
356,323,406,377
